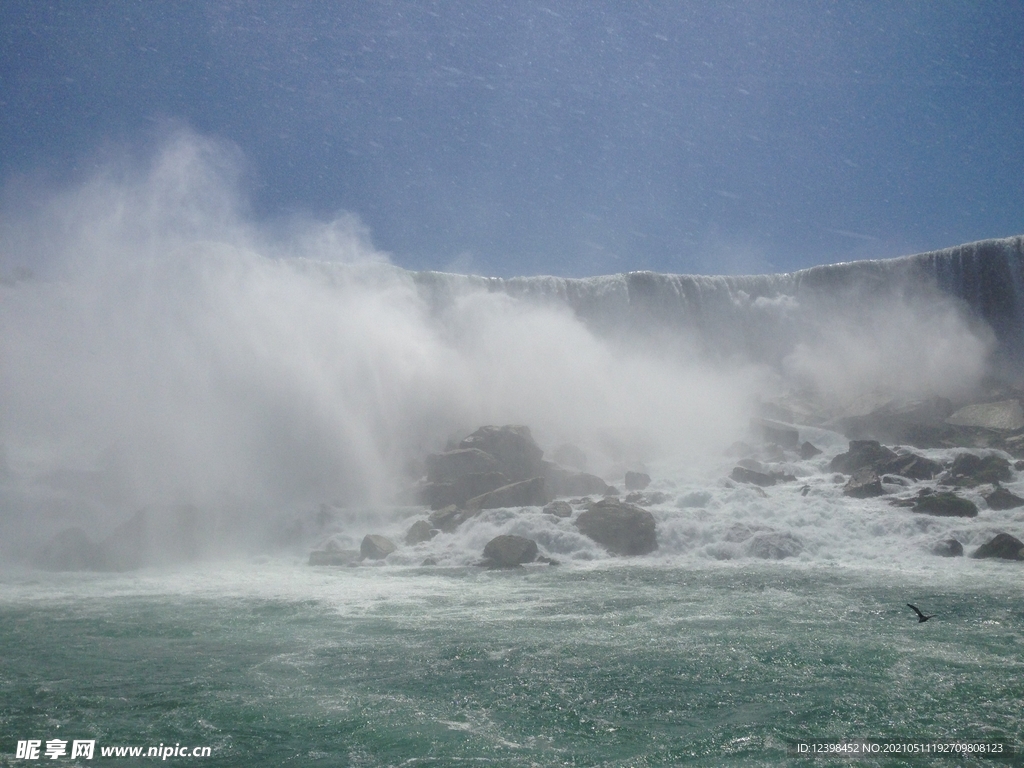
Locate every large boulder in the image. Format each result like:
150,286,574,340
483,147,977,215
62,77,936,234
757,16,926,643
360,534,397,560
730,466,776,487
464,476,547,510
912,490,978,518
831,440,941,480
972,532,1024,560
751,418,799,449
426,448,500,482
931,539,964,557
984,486,1024,510
543,462,614,496
946,453,1013,487
481,535,538,568
543,500,573,518
946,400,1024,431
843,468,885,498
419,471,511,510
428,504,479,533
405,520,438,545
575,498,657,556
458,425,545,482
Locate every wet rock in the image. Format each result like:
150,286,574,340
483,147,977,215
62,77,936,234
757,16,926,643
575,498,658,556
543,462,613,496
309,549,361,566
481,534,538,568
931,539,964,557
800,441,823,459
542,500,573,518
405,520,438,545
946,453,1013,487
983,485,1024,510
737,458,766,472
947,399,1024,431
747,531,803,560
882,453,943,481
552,443,588,471
843,468,885,498
839,396,955,446
624,471,651,491
464,476,547,510
830,440,897,474
831,440,940,480
458,425,545,482
912,490,978,518
426,448,500,482
427,504,478,533
972,532,1024,560
360,534,398,560
730,466,776,487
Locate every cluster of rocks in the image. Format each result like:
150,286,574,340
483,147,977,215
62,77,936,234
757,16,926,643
726,415,1024,561
308,425,659,568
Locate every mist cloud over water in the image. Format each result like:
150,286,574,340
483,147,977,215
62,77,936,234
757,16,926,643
0,133,995,556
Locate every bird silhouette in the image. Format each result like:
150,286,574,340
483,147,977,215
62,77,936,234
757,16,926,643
907,604,933,623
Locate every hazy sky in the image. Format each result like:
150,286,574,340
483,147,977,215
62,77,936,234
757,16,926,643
2,1,1022,277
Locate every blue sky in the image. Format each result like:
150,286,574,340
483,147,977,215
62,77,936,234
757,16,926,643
2,1,1022,277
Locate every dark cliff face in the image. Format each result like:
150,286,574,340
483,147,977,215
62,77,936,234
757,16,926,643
411,235,1024,373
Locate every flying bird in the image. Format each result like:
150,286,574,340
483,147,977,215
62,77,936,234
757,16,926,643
907,604,933,623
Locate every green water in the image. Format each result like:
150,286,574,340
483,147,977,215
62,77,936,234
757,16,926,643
1,562,1021,766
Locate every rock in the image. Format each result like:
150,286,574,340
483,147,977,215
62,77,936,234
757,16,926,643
946,399,1024,431
481,534,538,568
946,453,1013,487
912,490,978,518
405,520,438,545
458,425,545,482
931,539,964,557
800,441,823,459
830,440,897,474
543,500,573,518
843,468,885,498
1015,460,1024,471
360,534,397,560
984,485,1024,510
972,532,1024,560
624,471,651,491
543,462,613,496
747,531,803,560
426,447,500,482
882,453,943,480
730,466,776,487
464,476,547,510
35,528,108,571
552,443,588,471
420,471,512,510
427,504,478,533
830,440,941,480
575,498,657,556
309,549,360,566
737,458,766,472
751,418,799,449
839,396,956,445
